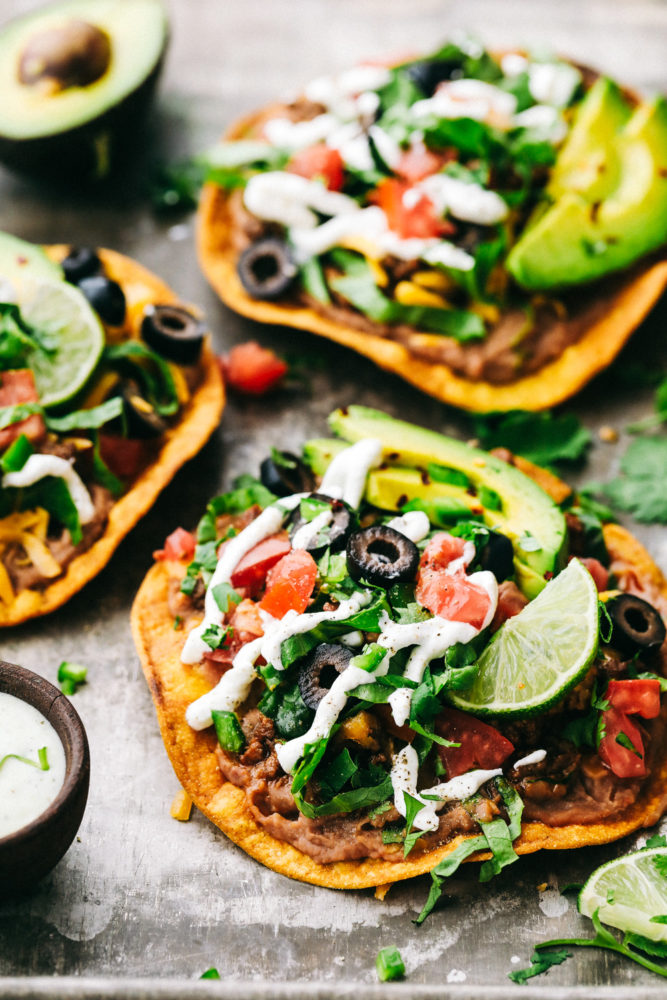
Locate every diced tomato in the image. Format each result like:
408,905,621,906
436,707,514,779
396,147,455,183
288,146,344,191
222,342,288,396
598,706,647,778
230,532,291,594
0,369,45,451
576,556,610,593
259,549,318,618
420,533,468,572
231,597,265,639
153,527,196,562
98,434,152,481
606,678,662,719
371,178,454,240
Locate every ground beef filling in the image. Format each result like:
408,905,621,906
214,702,661,865
3,482,114,592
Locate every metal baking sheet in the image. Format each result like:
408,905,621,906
1,0,666,996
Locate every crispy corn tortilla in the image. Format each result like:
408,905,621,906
0,247,224,626
197,108,667,414
131,471,667,889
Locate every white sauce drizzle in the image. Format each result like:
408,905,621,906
390,744,503,832
304,66,392,118
386,510,430,543
262,113,338,152
290,508,333,550
411,79,518,129
185,636,264,730
0,692,66,839
319,437,383,508
419,173,509,225
513,105,567,143
2,454,94,524
528,61,581,109
513,749,547,769
243,172,359,231
259,590,371,672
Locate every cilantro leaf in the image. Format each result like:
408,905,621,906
646,835,667,849
596,438,667,523
508,948,571,984
403,792,426,857
473,410,591,467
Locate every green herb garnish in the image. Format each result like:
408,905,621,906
57,661,88,696
376,946,405,982
211,710,245,753
0,746,49,772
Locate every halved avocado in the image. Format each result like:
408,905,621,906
304,407,568,598
0,230,64,283
0,0,168,180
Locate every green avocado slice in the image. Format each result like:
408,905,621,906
0,231,63,285
304,407,568,597
547,77,633,203
508,96,667,290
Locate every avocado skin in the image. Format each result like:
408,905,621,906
0,56,165,182
305,407,568,597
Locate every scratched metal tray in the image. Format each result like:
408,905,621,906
1,0,666,997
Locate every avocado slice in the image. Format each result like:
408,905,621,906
508,96,667,290
0,231,63,284
305,407,567,597
0,0,168,180
547,77,633,202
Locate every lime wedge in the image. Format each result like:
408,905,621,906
579,847,667,942
449,558,599,717
17,277,105,408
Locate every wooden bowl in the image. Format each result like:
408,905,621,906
0,661,90,893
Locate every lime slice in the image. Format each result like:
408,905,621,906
17,277,104,408
449,558,599,717
579,847,667,941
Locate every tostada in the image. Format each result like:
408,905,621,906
198,40,667,412
132,407,667,896
0,231,223,624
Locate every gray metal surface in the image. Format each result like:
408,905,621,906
0,0,666,996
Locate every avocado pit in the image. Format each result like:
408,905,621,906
18,19,111,94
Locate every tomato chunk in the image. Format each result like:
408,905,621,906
259,549,318,617
372,178,453,240
606,678,661,719
396,147,454,183
577,557,609,593
436,707,514,779
598,706,647,778
288,146,344,191
230,532,291,594
154,527,196,562
98,434,152,481
222,342,288,395
0,369,45,451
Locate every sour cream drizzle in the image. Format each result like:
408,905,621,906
2,454,94,524
390,743,503,832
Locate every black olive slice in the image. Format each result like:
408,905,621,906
62,246,101,284
605,593,666,656
237,238,298,301
121,380,166,439
405,58,463,95
288,492,357,557
141,304,206,365
298,643,353,710
78,274,126,326
260,451,315,497
346,525,419,588
478,530,514,582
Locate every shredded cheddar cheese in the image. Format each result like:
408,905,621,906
0,509,62,604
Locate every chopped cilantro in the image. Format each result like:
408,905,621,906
201,623,232,650
199,968,221,980
211,582,241,614
591,437,667,523
402,792,426,857
508,948,571,984
646,835,667,849
473,410,591,467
